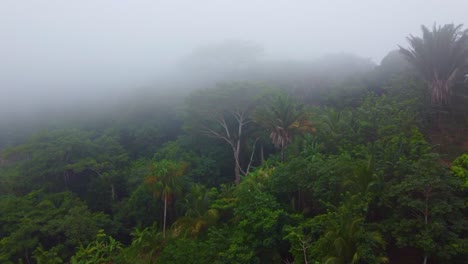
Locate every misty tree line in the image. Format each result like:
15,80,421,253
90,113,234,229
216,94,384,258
0,24,467,264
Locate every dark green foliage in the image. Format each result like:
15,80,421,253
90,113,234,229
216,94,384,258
116,184,162,228
156,237,210,264
185,82,269,183
0,191,112,263
1,129,129,199
380,139,467,262
154,139,223,186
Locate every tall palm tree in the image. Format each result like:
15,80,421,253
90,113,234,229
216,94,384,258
145,159,187,238
254,93,314,161
399,23,468,105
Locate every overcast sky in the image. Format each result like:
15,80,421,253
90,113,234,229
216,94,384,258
1,0,468,115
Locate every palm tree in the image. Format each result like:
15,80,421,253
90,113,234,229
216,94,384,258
126,223,162,262
343,156,383,198
320,205,388,264
399,23,468,106
318,107,356,150
172,184,219,237
145,159,187,238
254,93,314,161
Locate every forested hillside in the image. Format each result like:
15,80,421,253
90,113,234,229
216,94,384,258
0,24,467,264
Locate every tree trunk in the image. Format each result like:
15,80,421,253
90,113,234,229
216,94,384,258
430,80,450,106
234,138,242,184
25,249,31,264
280,141,285,162
302,243,309,264
234,164,241,185
163,195,167,238
422,188,430,264
111,183,116,201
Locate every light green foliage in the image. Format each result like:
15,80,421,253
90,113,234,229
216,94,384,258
145,159,187,238
283,215,324,264
32,245,63,264
145,160,187,200
317,205,388,264
451,154,468,188
120,223,163,264
206,170,286,263
71,230,122,264
285,202,388,264
173,184,219,237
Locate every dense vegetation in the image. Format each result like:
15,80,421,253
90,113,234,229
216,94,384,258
1,24,467,264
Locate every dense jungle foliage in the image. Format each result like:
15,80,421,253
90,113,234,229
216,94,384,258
0,24,467,264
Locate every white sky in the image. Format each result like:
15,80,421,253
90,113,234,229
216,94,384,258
1,0,468,114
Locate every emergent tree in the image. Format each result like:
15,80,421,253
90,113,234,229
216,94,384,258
399,23,468,105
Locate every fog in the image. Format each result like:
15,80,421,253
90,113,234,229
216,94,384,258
1,0,468,119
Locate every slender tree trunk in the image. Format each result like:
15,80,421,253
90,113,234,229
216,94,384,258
163,195,167,238
298,188,302,212
422,188,431,264
422,205,428,264
111,183,116,201
280,141,285,162
234,138,242,184
63,171,69,190
25,249,31,264
260,144,265,164
302,244,309,264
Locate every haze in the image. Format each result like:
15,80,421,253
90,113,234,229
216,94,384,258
1,0,468,119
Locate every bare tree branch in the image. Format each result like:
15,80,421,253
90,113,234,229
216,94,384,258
245,137,259,175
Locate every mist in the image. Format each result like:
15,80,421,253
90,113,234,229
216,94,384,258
1,0,468,120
